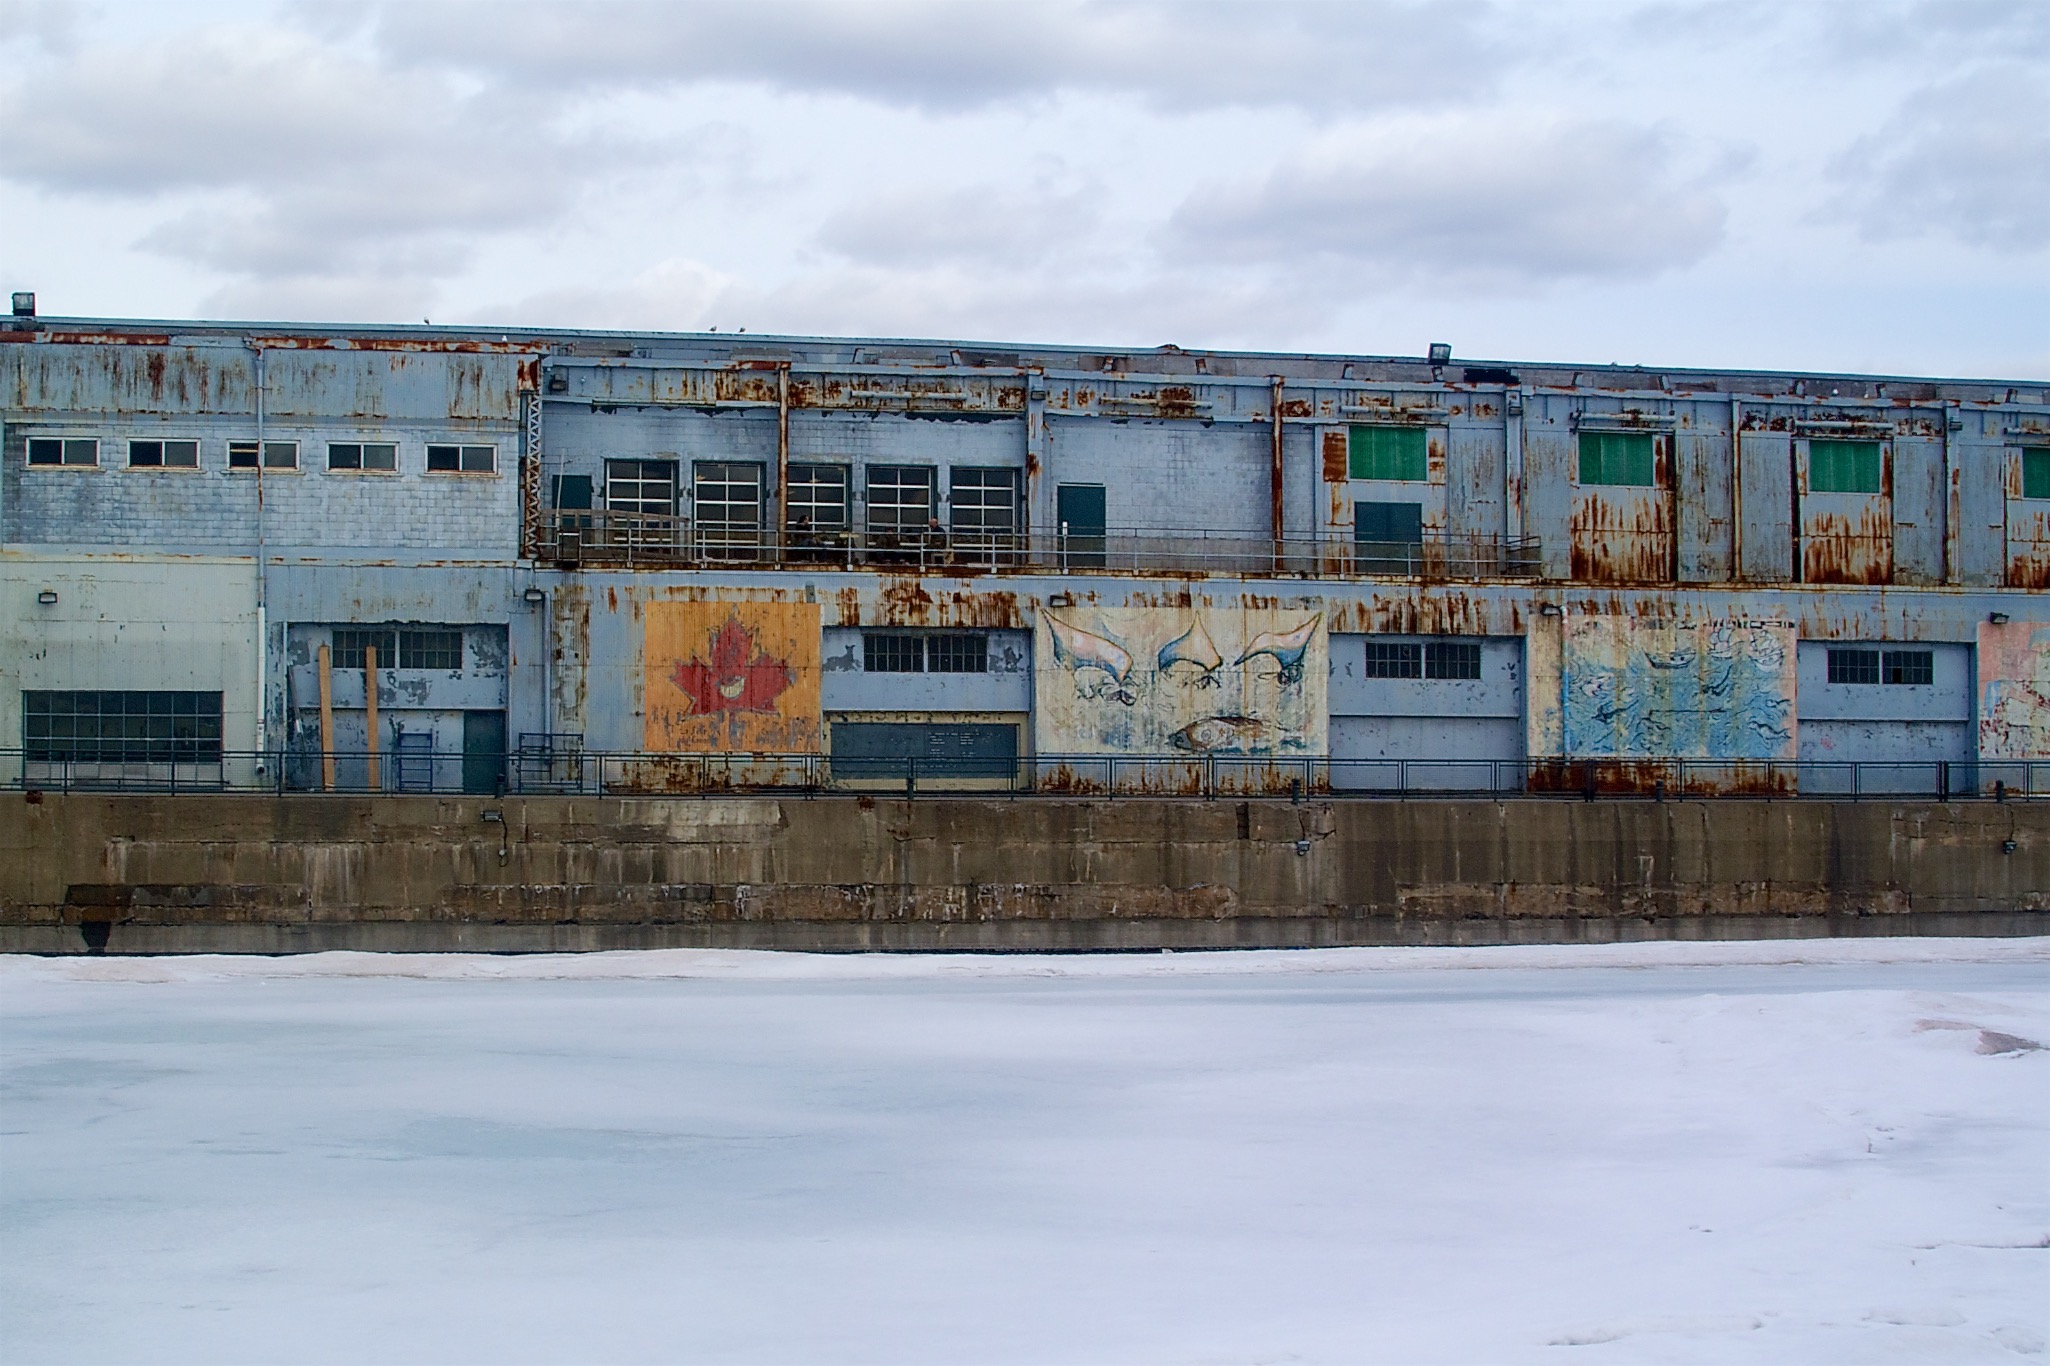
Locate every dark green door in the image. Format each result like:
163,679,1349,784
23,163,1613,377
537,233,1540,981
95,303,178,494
1057,483,1106,568
462,711,506,794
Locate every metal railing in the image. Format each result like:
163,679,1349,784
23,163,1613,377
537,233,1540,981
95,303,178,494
5,749,2045,800
541,511,1541,579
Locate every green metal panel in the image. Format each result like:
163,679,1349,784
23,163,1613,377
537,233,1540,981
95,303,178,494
1348,425,1427,482
2023,449,2050,501
1808,440,1883,494
1576,432,1655,487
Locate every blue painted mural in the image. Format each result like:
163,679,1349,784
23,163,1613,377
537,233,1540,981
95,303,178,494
1562,618,1795,760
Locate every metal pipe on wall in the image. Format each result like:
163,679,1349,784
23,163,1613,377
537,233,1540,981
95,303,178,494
1269,376,1285,566
364,645,380,792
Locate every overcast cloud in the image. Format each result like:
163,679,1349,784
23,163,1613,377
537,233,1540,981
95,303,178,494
0,0,2042,376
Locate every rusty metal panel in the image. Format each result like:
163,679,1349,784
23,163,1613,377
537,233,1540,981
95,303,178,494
1445,421,1505,544
1890,436,1945,585
1736,429,1793,581
1675,426,1732,583
1569,434,1674,585
1955,437,2009,586
1798,439,1892,586
2004,445,2050,589
1520,400,1575,579
5,343,255,415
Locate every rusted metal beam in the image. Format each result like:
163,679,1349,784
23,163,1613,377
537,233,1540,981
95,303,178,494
1270,376,1286,563
776,363,791,535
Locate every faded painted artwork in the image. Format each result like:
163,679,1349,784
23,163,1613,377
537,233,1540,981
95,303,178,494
1562,618,1794,759
1033,606,1327,754
1978,621,2050,759
644,601,821,752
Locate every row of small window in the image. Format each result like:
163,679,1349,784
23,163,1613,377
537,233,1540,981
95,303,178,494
328,628,465,671
25,438,497,474
1362,641,1483,680
1345,424,1963,497
862,632,989,673
23,690,223,763
1826,648,1932,686
572,461,1020,534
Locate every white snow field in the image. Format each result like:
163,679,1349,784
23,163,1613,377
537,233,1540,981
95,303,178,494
3,940,2046,1366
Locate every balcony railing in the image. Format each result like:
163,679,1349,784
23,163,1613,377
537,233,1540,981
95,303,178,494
541,511,1540,579
5,750,2043,801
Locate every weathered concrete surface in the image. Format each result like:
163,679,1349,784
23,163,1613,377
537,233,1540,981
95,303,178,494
2,795,2045,954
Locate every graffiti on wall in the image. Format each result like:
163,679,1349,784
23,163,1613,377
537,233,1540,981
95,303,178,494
644,601,821,752
1033,606,1327,754
1562,618,1795,759
1979,620,2050,760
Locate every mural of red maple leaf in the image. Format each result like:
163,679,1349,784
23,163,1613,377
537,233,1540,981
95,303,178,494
670,616,794,715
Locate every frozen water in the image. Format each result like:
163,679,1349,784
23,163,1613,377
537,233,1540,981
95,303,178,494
3,939,2046,1365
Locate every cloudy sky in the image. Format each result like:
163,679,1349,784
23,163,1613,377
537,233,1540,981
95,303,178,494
1,0,2045,376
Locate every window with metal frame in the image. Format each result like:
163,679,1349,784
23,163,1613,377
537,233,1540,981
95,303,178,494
1882,649,1932,686
949,468,1020,538
787,463,850,531
129,439,199,468
23,691,223,764
1362,641,1423,678
1826,647,1880,685
693,461,765,558
605,460,677,516
1348,426,1427,482
2021,449,2050,500
1808,440,1883,494
228,440,298,469
426,444,496,473
328,442,397,471
864,633,925,672
400,629,464,671
330,629,397,670
1424,641,1482,680
866,465,936,536
1577,432,1656,487
26,438,97,467
925,633,989,674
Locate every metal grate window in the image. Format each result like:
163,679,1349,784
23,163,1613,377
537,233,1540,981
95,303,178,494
1362,641,1422,678
427,444,496,473
864,633,925,672
27,438,98,467
787,463,850,531
1808,440,1883,495
1882,649,1932,686
866,466,936,535
1827,648,1880,685
129,439,199,468
24,691,223,763
328,442,397,471
229,440,297,469
1577,432,1656,487
1348,426,1427,482
330,629,397,670
1425,641,1482,680
925,634,989,674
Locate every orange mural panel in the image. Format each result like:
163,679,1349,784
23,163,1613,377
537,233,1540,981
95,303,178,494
643,601,821,753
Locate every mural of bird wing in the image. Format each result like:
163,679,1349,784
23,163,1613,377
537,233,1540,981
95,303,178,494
1157,617,1224,674
1233,613,1322,670
1046,613,1133,682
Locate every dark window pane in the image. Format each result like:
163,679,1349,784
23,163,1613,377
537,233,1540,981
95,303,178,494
28,438,64,466
1827,647,1880,685
330,629,397,670
787,464,850,531
1425,641,1482,680
864,633,924,672
866,466,936,535
1882,649,1932,686
460,445,494,472
363,443,396,471
130,440,164,466
551,474,593,509
400,629,464,670
328,443,363,470
2022,449,2050,501
22,691,222,764
925,634,988,673
1362,641,1422,678
163,440,199,467
427,445,461,472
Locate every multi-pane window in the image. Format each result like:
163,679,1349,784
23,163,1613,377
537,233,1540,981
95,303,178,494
1808,440,1882,494
862,632,989,673
328,442,397,471
128,439,199,468
693,461,765,559
949,468,1020,538
330,628,463,670
1362,641,1422,678
1827,647,1932,685
864,633,926,673
228,440,298,469
1348,426,1427,481
1578,431,1656,486
26,437,97,467
1424,641,1482,680
23,691,223,764
866,465,936,537
2020,449,2050,500
605,460,677,516
426,444,495,473
786,463,850,531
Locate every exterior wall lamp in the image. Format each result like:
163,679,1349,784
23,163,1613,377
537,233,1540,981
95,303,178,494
523,588,547,606
1989,612,2011,624
37,589,57,605
1539,603,1563,617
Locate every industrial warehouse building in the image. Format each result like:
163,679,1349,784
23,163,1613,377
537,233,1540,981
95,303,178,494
3,305,2047,799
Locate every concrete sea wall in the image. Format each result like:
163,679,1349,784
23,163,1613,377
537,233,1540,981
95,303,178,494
2,795,2045,954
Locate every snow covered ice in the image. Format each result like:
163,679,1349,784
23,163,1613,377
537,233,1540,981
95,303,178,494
3,939,2046,1365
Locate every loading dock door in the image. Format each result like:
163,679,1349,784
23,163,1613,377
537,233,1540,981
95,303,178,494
832,723,1018,781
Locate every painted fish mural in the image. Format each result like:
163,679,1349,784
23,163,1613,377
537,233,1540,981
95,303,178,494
1560,618,1794,761
1169,715,1272,752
